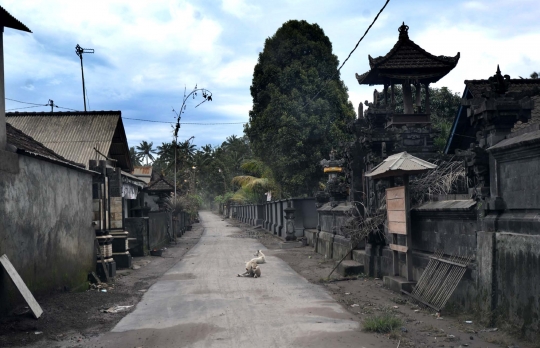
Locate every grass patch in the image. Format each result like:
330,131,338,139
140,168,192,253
363,313,403,333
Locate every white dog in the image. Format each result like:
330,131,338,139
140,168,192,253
248,250,266,264
237,259,261,278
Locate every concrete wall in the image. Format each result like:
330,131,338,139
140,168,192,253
125,217,149,257
0,154,94,314
234,199,318,241
148,211,172,250
411,210,478,258
477,231,540,340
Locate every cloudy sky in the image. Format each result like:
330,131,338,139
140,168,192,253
3,0,540,149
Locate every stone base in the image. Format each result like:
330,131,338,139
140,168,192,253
333,235,353,260
279,241,303,249
316,231,334,259
383,275,416,294
112,252,132,269
96,260,116,281
304,229,317,247
336,260,364,277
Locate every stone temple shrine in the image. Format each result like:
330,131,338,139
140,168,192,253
347,22,460,211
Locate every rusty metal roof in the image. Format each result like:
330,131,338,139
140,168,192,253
132,166,153,183
6,111,132,171
365,151,437,178
0,6,32,32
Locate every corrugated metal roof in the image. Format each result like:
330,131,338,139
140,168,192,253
0,6,32,32
366,151,437,178
6,111,122,170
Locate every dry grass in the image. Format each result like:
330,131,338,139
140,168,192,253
410,158,467,206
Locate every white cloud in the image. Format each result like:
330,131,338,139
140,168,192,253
213,57,257,87
3,0,540,148
221,0,261,19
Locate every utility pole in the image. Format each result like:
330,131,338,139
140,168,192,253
48,99,54,112
75,44,94,112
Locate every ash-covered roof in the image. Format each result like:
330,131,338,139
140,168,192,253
6,123,88,170
356,23,459,86
6,111,132,172
366,151,437,179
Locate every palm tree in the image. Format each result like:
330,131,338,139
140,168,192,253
129,146,142,167
531,72,539,79
231,159,280,203
136,141,156,165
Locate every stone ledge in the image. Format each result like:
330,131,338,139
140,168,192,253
383,275,416,293
336,260,364,277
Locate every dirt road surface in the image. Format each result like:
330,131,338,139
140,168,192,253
4,210,532,348
84,210,394,348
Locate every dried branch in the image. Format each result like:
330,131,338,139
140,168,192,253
410,158,467,206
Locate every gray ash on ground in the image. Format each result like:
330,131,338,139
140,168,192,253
0,224,204,348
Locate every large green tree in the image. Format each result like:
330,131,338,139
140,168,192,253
245,20,356,197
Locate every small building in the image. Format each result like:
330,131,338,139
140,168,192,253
6,110,133,171
132,166,153,184
1,123,96,314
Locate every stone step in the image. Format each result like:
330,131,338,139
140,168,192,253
383,275,416,293
336,260,364,277
352,250,365,263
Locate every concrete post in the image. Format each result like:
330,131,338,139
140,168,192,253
284,200,296,241
0,27,5,149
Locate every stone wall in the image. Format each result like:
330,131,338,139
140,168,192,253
125,217,149,257
0,154,93,314
234,199,318,241
476,231,540,340
148,211,172,250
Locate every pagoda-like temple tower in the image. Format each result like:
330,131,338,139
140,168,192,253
347,23,460,211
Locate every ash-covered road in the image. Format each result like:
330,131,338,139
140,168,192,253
89,211,392,348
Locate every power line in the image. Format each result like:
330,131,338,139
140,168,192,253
55,105,80,111
122,117,246,125
6,97,48,106
6,105,44,111
301,0,390,108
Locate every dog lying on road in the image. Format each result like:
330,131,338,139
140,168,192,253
237,259,261,278
248,250,266,264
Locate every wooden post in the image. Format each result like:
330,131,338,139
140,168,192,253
386,186,406,277
404,174,413,281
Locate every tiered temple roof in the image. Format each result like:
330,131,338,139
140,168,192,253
356,23,459,86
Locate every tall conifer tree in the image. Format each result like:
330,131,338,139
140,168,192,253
245,20,355,196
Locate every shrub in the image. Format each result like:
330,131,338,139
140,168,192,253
363,313,402,333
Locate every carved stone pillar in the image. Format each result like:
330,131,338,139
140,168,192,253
284,201,296,241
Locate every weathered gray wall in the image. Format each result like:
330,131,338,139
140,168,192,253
411,210,478,258
125,217,149,256
476,231,540,340
148,211,171,250
0,154,93,314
